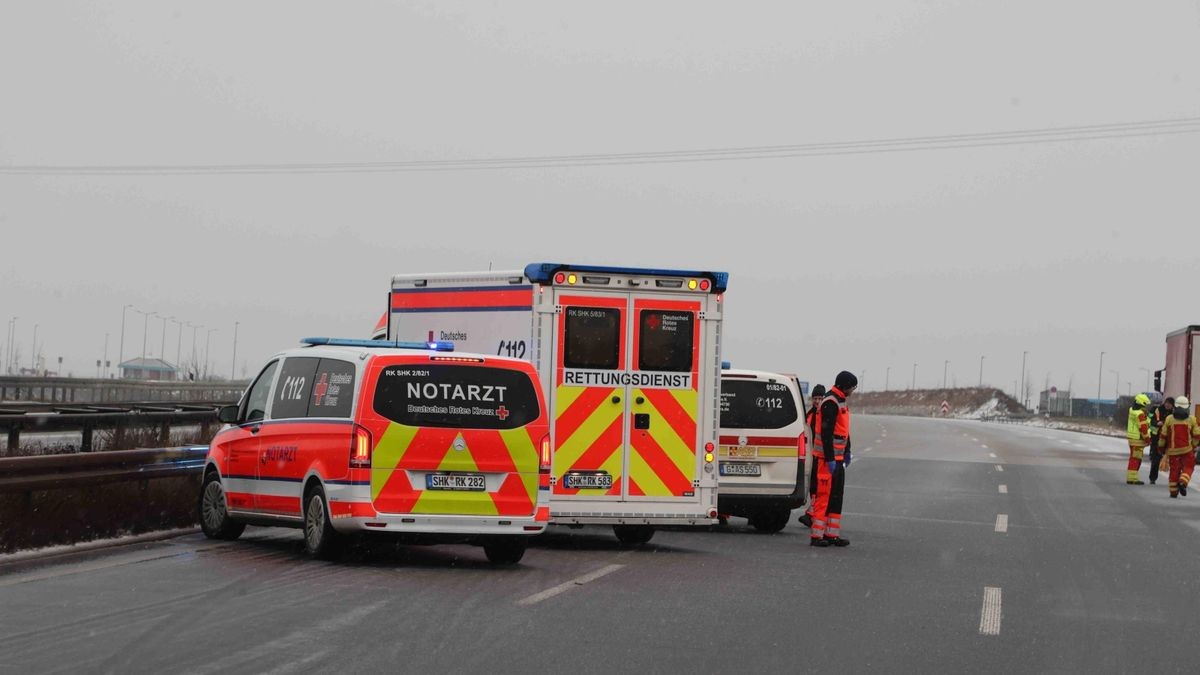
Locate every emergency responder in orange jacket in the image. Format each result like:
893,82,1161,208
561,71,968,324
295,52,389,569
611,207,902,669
1125,393,1152,485
1157,396,1200,498
810,371,856,548
798,384,826,529
1148,394,1172,485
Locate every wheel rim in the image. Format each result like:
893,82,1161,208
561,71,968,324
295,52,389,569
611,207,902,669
201,480,227,532
305,495,325,550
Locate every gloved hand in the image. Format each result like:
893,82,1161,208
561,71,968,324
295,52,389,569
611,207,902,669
844,451,852,468
828,460,842,474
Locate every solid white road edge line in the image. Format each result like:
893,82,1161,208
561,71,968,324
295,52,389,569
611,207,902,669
980,587,1003,635
995,514,1008,533
517,564,625,606
999,485,1008,494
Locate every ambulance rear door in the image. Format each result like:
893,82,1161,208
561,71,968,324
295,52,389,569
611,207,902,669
550,289,705,504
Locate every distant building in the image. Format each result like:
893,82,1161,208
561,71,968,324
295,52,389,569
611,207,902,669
119,358,179,381
1038,389,1117,418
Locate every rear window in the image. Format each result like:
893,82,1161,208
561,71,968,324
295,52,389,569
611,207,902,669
720,379,799,430
373,363,540,429
564,307,621,370
639,310,694,372
272,357,357,419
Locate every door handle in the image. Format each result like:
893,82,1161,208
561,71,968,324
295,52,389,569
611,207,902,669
612,395,622,404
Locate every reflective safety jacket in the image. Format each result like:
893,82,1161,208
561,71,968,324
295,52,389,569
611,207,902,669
1158,414,1200,456
1127,406,1150,445
815,387,851,462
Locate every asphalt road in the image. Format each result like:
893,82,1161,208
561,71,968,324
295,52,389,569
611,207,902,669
2,415,1198,673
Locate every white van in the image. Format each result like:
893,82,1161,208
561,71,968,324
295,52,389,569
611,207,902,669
717,369,808,532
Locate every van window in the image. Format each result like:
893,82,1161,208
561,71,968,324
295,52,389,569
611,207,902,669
273,357,318,419
243,360,280,423
720,379,799,429
373,364,540,430
638,310,694,372
309,358,356,418
564,307,621,370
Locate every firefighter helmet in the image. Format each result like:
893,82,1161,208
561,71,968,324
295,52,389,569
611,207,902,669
1176,396,1190,409
1134,393,1151,407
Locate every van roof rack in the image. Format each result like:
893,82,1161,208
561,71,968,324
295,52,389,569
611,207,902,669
524,263,729,293
301,337,455,352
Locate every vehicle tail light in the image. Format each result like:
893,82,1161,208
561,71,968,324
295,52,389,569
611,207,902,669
797,435,807,458
540,434,552,473
350,425,373,469
699,279,711,291
704,441,715,463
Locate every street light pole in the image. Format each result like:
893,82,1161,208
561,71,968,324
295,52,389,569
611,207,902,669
1110,369,1120,399
979,355,985,387
103,332,109,378
944,360,950,389
1020,351,1029,410
189,323,201,379
159,315,171,364
31,323,38,372
1097,351,1105,418
204,328,217,380
119,304,133,376
912,363,918,390
5,316,15,375
231,321,240,380
885,366,891,392
173,317,185,370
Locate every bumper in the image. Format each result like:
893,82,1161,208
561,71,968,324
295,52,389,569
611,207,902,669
330,512,546,536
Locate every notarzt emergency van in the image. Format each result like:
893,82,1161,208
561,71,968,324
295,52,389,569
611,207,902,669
383,263,728,544
200,338,551,565
717,369,808,532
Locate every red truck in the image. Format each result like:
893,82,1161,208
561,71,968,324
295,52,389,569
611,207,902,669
1164,325,1200,416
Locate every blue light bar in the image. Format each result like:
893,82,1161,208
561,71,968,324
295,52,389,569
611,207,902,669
721,361,732,370
301,337,455,352
524,263,729,293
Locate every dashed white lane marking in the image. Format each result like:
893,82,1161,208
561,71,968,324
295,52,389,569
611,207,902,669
995,465,1004,472
980,444,989,449
998,485,1008,494
980,587,1003,635
517,564,625,606
989,453,998,459
995,514,1008,533
972,438,980,442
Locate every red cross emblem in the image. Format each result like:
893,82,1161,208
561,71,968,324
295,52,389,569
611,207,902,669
496,406,510,421
312,373,329,406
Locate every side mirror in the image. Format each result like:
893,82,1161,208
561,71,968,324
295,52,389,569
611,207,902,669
218,405,240,424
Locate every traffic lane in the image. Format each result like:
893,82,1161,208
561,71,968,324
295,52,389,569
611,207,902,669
0,529,651,674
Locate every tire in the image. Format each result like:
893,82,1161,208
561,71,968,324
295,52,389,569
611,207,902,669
303,484,343,560
199,471,245,540
749,508,791,534
483,537,527,566
612,524,655,545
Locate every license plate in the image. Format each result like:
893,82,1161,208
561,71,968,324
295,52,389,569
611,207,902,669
426,473,486,491
720,462,762,476
729,446,756,458
564,473,613,490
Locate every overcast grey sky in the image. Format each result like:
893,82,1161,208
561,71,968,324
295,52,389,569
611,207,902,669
2,1,1198,399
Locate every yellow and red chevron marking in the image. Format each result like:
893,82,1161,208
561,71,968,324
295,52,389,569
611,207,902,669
552,384,624,496
628,387,698,497
364,421,539,516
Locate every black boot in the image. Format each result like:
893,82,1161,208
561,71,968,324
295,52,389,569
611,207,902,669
826,536,850,547
1180,484,1188,497
810,537,831,547
798,514,813,527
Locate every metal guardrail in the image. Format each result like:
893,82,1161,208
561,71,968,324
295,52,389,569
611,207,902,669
0,446,208,494
0,404,223,454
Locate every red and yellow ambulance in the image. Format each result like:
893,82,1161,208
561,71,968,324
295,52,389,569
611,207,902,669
200,337,551,564
381,263,728,544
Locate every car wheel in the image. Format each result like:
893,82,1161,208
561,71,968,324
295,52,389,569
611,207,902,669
750,508,791,534
303,485,343,560
482,537,527,566
199,471,245,540
612,524,655,545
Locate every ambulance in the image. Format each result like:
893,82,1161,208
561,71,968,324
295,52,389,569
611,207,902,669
717,368,808,532
199,337,551,565
380,263,728,544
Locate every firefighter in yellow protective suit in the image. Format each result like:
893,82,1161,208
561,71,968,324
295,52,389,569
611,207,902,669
1158,396,1200,498
1125,393,1152,485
